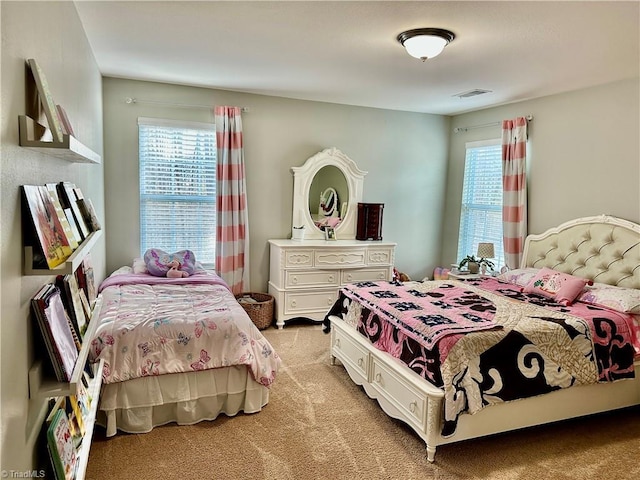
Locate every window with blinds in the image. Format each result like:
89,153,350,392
138,117,216,267
457,139,505,269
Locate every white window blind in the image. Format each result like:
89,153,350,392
457,139,505,269
138,117,216,267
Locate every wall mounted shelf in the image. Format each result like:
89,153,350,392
18,115,101,164
28,296,103,400
24,230,102,276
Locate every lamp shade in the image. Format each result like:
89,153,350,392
397,28,455,61
477,242,495,259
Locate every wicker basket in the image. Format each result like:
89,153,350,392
235,292,274,330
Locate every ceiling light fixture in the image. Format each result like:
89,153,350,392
397,28,455,61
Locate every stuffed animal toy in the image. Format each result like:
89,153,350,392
166,259,189,278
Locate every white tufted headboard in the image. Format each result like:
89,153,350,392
521,215,640,289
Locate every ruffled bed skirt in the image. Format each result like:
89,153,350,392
97,365,270,436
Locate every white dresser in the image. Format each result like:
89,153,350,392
268,239,396,328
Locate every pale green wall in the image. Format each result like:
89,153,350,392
442,78,640,268
102,77,450,287
1,1,105,472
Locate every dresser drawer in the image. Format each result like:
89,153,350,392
284,249,314,268
341,268,389,284
285,270,340,288
371,356,427,429
284,290,338,314
315,249,366,268
332,326,370,380
367,247,395,266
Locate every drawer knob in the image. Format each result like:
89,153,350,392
375,373,382,382
327,297,333,305
410,401,417,413
328,275,335,282
292,276,298,284
291,300,297,307
357,357,363,366
335,338,341,348
378,272,385,279
346,274,353,281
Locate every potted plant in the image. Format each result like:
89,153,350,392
458,255,495,274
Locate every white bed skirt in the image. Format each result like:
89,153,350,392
97,365,270,436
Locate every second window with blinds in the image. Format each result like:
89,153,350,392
138,117,217,268
457,138,505,270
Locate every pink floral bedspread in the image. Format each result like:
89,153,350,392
89,271,280,387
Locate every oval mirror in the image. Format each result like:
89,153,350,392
309,166,348,230
291,148,367,240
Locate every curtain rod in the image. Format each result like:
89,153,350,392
124,97,249,112
453,114,532,133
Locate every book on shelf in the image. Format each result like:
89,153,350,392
63,208,82,247
55,104,75,137
45,183,80,250
31,285,79,382
27,58,65,144
73,187,101,233
57,182,90,241
77,197,101,232
46,408,78,480
81,254,96,307
56,274,88,340
21,185,73,269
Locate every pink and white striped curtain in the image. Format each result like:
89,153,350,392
215,106,250,294
502,117,528,269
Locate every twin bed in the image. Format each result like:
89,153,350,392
89,268,280,436
324,215,640,461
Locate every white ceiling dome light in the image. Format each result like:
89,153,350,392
397,28,456,61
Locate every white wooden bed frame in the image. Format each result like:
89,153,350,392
329,215,640,462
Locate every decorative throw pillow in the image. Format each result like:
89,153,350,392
143,249,197,277
523,267,591,305
496,268,539,287
577,283,640,314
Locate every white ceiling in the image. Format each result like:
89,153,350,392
75,1,639,115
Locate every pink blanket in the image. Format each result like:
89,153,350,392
90,271,280,387
341,281,502,349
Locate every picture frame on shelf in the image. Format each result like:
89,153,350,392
324,227,337,241
27,59,64,143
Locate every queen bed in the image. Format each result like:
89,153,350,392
324,215,640,461
88,265,280,437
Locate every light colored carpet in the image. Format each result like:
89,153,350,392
86,324,640,480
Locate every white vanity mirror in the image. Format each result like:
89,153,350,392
291,148,367,240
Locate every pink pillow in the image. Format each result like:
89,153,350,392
523,267,591,305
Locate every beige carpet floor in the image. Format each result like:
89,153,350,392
86,323,640,480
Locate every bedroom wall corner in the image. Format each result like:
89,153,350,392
0,2,105,472
442,77,640,269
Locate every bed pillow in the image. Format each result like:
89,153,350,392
577,283,640,314
132,257,148,274
111,266,133,276
523,267,591,305
495,268,539,287
143,249,197,277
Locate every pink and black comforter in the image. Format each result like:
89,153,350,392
324,277,636,436
89,271,280,387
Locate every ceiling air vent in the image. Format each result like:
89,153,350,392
454,89,492,98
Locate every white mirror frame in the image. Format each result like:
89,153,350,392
291,148,367,240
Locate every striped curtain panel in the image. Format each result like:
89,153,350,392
501,117,528,269
214,106,250,294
